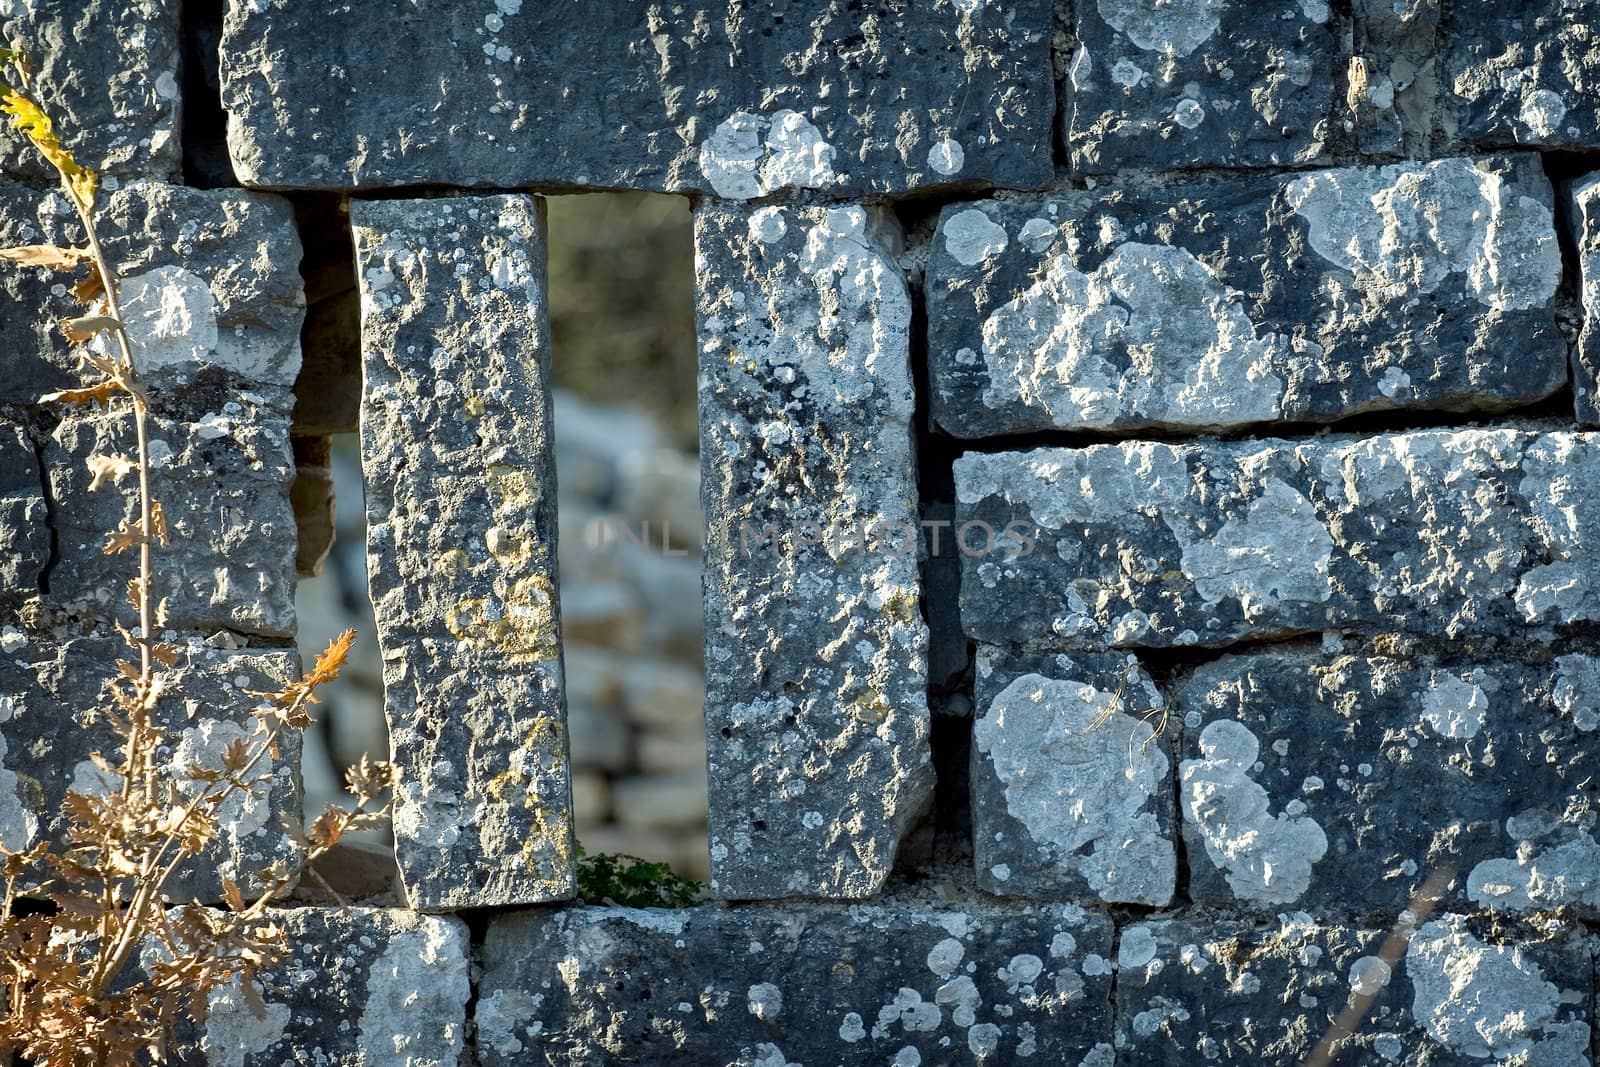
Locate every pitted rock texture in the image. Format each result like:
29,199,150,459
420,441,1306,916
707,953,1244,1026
1349,0,1442,155
476,902,1114,1066
1443,0,1600,150
926,156,1563,437
173,908,469,1067
1574,176,1600,426
971,647,1175,905
219,0,1053,196
0,634,301,902
43,406,298,638
354,195,575,911
0,180,305,412
0,0,182,185
0,424,48,614
1175,640,1600,917
696,202,932,899
955,429,1600,651
1114,914,1592,1065
1063,0,1335,174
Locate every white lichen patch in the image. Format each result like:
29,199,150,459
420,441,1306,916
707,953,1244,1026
0,731,39,853
928,137,965,176
975,673,1174,904
1418,671,1490,739
112,265,221,380
977,241,1288,430
1096,0,1225,58
200,975,290,1067
699,110,838,200
172,719,273,837
357,917,471,1066
943,208,1009,266
1466,828,1600,913
1176,479,1334,615
1285,158,1560,312
1181,719,1328,904
1552,654,1600,731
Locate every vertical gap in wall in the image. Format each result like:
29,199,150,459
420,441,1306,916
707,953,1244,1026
1050,0,1076,174
543,191,708,884
27,424,59,595
179,0,237,189
1541,151,1589,424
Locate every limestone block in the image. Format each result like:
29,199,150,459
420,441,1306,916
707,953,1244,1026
1175,640,1600,918
955,429,1600,651
927,156,1563,437
1113,916,1592,1064
1063,0,1335,174
220,0,1054,197
1349,0,1442,155
0,634,301,903
476,902,1114,1066
971,647,1175,906
0,0,182,185
1574,176,1600,426
696,202,932,899
1444,0,1600,150
354,194,574,910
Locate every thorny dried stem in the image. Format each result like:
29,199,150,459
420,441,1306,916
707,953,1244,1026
0,49,397,1066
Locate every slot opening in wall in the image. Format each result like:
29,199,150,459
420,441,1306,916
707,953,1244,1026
545,191,709,882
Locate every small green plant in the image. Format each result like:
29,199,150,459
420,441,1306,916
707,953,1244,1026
0,48,394,1067
575,845,702,909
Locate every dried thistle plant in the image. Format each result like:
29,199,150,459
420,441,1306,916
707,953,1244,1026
0,49,395,1067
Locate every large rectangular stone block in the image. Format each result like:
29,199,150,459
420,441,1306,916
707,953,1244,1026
1113,915,1592,1064
955,429,1600,651
1575,176,1600,426
696,203,932,899
0,0,182,185
476,902,1114,1066
219,0,1054,197
0,633,301,903
971,646,1175,906
1443,0,1600,150
927,156,1563,437
1174,639,1600,918
1062,0,1336,174
354,195,575,911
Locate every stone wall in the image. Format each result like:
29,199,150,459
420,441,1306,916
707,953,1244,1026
2,0,1599,1063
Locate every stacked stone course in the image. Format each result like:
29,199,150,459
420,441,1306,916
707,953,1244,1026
1,0,1599,1062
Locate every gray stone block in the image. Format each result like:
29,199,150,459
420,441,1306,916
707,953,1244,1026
971,646,1175,906
1443,0,1600,150
955,429,1600,651
0,180,305,413
354,195,575,911
0,634,301,903
1113,915,1592,1065
1063,0,1335,175
175,907,469,1066
1175,640,1600,918
927,156,1564,438
0,0,182,185
1349,0,1442,156
476,902,1114,1066
219,0,1054,197
1574,176,1600,426
0,424,48,608
696,202,932,899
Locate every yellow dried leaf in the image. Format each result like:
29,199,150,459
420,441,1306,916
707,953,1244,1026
0,244,89,270
0,89,98,214
103,521,143,555
60,313,121,343
39,380,119,409
87,453,137,491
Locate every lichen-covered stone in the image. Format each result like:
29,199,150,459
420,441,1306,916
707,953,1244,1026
0,634,301,903
220,0,1053,197
476,902,1114,1066
1114,915,1592,1064
971,646,1174,905
927,156,1563,438
1174,639,1600,917
955,429,1600,651
354,194,575,911
0,180,305,413
1443,0,1600,150
0,0,182,185
0,424,48,610
696,202,932,899
1574,176,1600,427
173,908,469,1066
1349,0,1442,155
1062,0,1335,174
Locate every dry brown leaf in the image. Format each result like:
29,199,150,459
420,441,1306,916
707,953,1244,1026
87,453,137,491
39,380,119,409
59,313,120,343
0,243,89,269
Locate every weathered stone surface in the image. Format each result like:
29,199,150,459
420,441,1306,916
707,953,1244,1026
927,156,1563,438
1349,0,1442,156
220,0,1053,197
354,194,575,911
1174,639,1600,918
1443,0,1600,150
1114,915,1592,1065
42,406,298,637
1574,176,1600,427
0,180,305,412
0,633,301,902
0,0,182,185
0,424,48,608
174,907,470,1066
971,646,1174,905
955,429,1600,651
1062,0,1335,174
696,202,932,899
476,902,1114,1065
